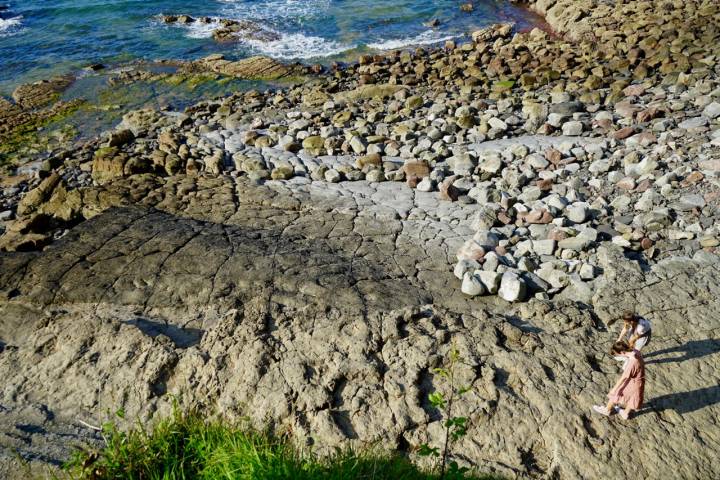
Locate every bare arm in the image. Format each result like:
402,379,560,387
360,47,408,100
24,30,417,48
616,325,628,342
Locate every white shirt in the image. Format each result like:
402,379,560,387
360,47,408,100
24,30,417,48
632,317,651,350
634,317,651,336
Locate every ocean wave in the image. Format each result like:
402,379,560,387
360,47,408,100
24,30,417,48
242,32,352,60
0,15,23,37
219,0,331,23
153,15,221,39
184,20,221,40
158,13,352,60
366,30,458,51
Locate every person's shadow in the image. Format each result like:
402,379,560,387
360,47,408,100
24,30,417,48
640,385,720,416
644,339,720,365
636,339,720,417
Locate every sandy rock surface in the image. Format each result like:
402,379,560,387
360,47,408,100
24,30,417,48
1,175,719,479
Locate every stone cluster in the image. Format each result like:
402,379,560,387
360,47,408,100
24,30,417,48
2,1,720,304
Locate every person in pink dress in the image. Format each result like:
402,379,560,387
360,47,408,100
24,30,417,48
593,341,645,420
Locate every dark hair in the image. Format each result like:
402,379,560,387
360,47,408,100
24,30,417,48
622,311,636,322
610,340,632,355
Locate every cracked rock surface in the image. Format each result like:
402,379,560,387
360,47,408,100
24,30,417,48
1,175,719,479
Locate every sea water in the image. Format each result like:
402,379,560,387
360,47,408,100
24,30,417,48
0,0,542,93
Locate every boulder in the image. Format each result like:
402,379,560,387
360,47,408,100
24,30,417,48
498,272,527,302
461,272,485,296
17,173,61,217
302,136,325,156
477,270,502,294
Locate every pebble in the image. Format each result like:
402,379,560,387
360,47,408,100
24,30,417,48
324,169,341,183
562,121,584,136
565,203,590,224
703,102,720,120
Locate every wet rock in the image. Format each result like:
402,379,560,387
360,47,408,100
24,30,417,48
187,55,297,80
107,129,135,148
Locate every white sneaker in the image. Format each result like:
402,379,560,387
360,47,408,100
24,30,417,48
618,408,630,420
592,405,611,416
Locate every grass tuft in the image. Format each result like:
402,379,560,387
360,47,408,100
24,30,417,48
63,408,501,480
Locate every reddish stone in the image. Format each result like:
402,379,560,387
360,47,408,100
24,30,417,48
635,179,652,193
593,118,614,130
615,101,640,119
457,239,485,261
439,176,460,202
623,84,646,97
498,211,513,225
402,160,431,179
699,160,720,172
681,171,704,187
548,229,569,241
545,148,562,165
634,131,657,146
636,107,663,123
524,208,553,224
406,175,420,189
616,177,636,190
537,123,555,135
537,178,553,191
640,238,654,250
704,191,720,204
495,245,507,255
613,126,635,140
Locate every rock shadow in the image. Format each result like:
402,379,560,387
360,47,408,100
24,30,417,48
123,317,203,348
1,206,433,316
506,315,543,334
641,384,720,416
644,339,720,365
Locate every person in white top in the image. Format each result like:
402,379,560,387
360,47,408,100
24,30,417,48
617,310,652,350
614,311,651,366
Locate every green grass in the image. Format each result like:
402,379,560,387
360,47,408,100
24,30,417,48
63,409,499,480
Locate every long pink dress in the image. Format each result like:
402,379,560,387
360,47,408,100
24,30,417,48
608,350,645,410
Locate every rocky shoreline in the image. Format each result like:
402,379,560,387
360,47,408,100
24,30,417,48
1,0,720,478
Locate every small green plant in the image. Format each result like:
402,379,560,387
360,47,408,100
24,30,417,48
418,346,472,480
62,404,499,480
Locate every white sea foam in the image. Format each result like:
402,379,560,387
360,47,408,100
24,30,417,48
0,15,23,37
242,32,352,60
153,15,221,39
219,0,331,23
183,20,221,39
366,30,457,51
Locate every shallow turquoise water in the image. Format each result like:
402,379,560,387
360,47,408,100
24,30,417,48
0,0,542,93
